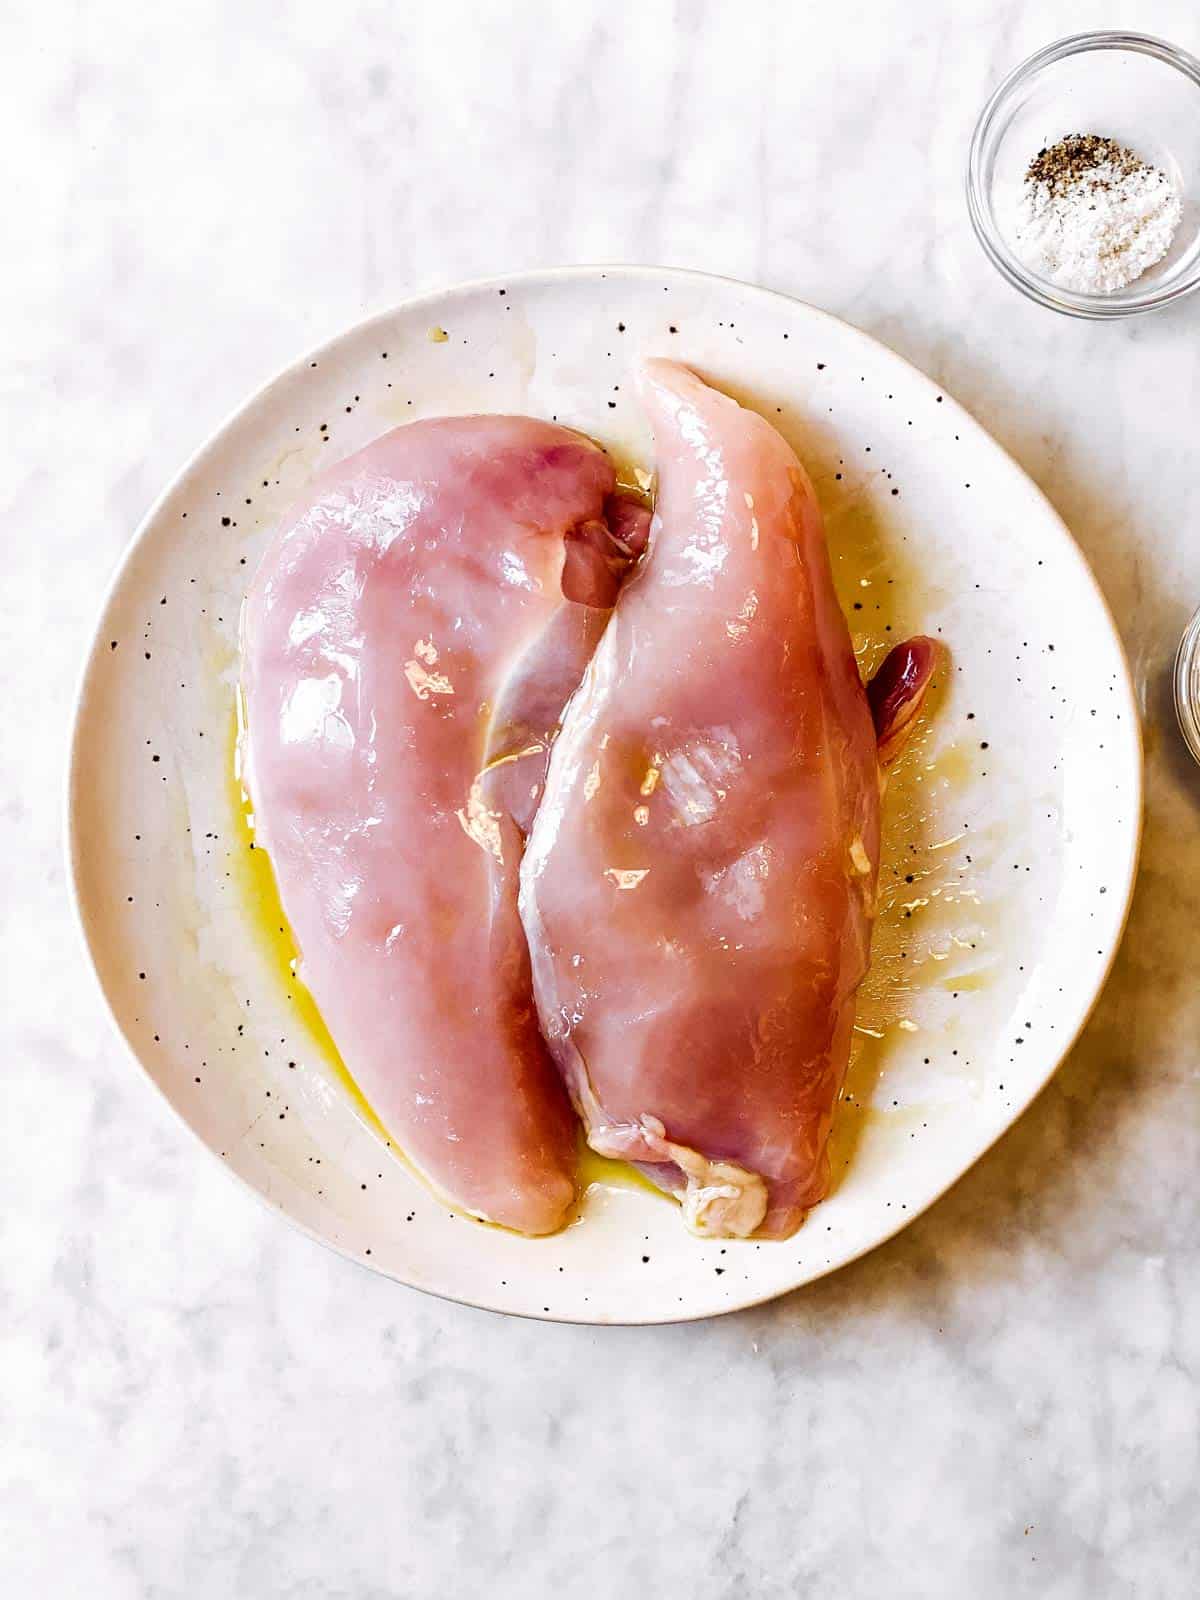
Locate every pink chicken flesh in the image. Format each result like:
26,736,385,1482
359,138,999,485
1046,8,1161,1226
241,415,646,1235
520,361,936,1239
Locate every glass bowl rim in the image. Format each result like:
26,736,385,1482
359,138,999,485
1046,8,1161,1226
966,30,1200,319
1175,605,1200,766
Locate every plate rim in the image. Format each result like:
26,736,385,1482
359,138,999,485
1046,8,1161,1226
65,263,1145,1324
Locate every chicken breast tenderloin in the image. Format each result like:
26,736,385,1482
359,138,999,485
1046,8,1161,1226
520,361,937,1240
242,415,645,1235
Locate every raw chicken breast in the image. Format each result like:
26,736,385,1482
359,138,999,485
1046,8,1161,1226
520,361,935,1240
241,415,644,1235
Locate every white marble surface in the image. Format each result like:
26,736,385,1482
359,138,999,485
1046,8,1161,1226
5,0,1200,1594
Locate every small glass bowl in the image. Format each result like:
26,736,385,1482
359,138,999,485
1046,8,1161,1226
967,32,1200,318
1176,606,1200,765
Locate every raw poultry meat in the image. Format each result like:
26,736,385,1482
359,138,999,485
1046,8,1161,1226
241,415,646,1235
519,360,937,1239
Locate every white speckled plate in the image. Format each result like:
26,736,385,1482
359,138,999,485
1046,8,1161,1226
68,267,1141,1323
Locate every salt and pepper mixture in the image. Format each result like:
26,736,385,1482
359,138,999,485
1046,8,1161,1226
1012,133,1181,293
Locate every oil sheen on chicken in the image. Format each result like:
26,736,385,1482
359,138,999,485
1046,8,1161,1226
241,415,645,1235
520,361,935,1240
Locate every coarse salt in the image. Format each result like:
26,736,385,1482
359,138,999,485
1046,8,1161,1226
1011,133,1181,295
